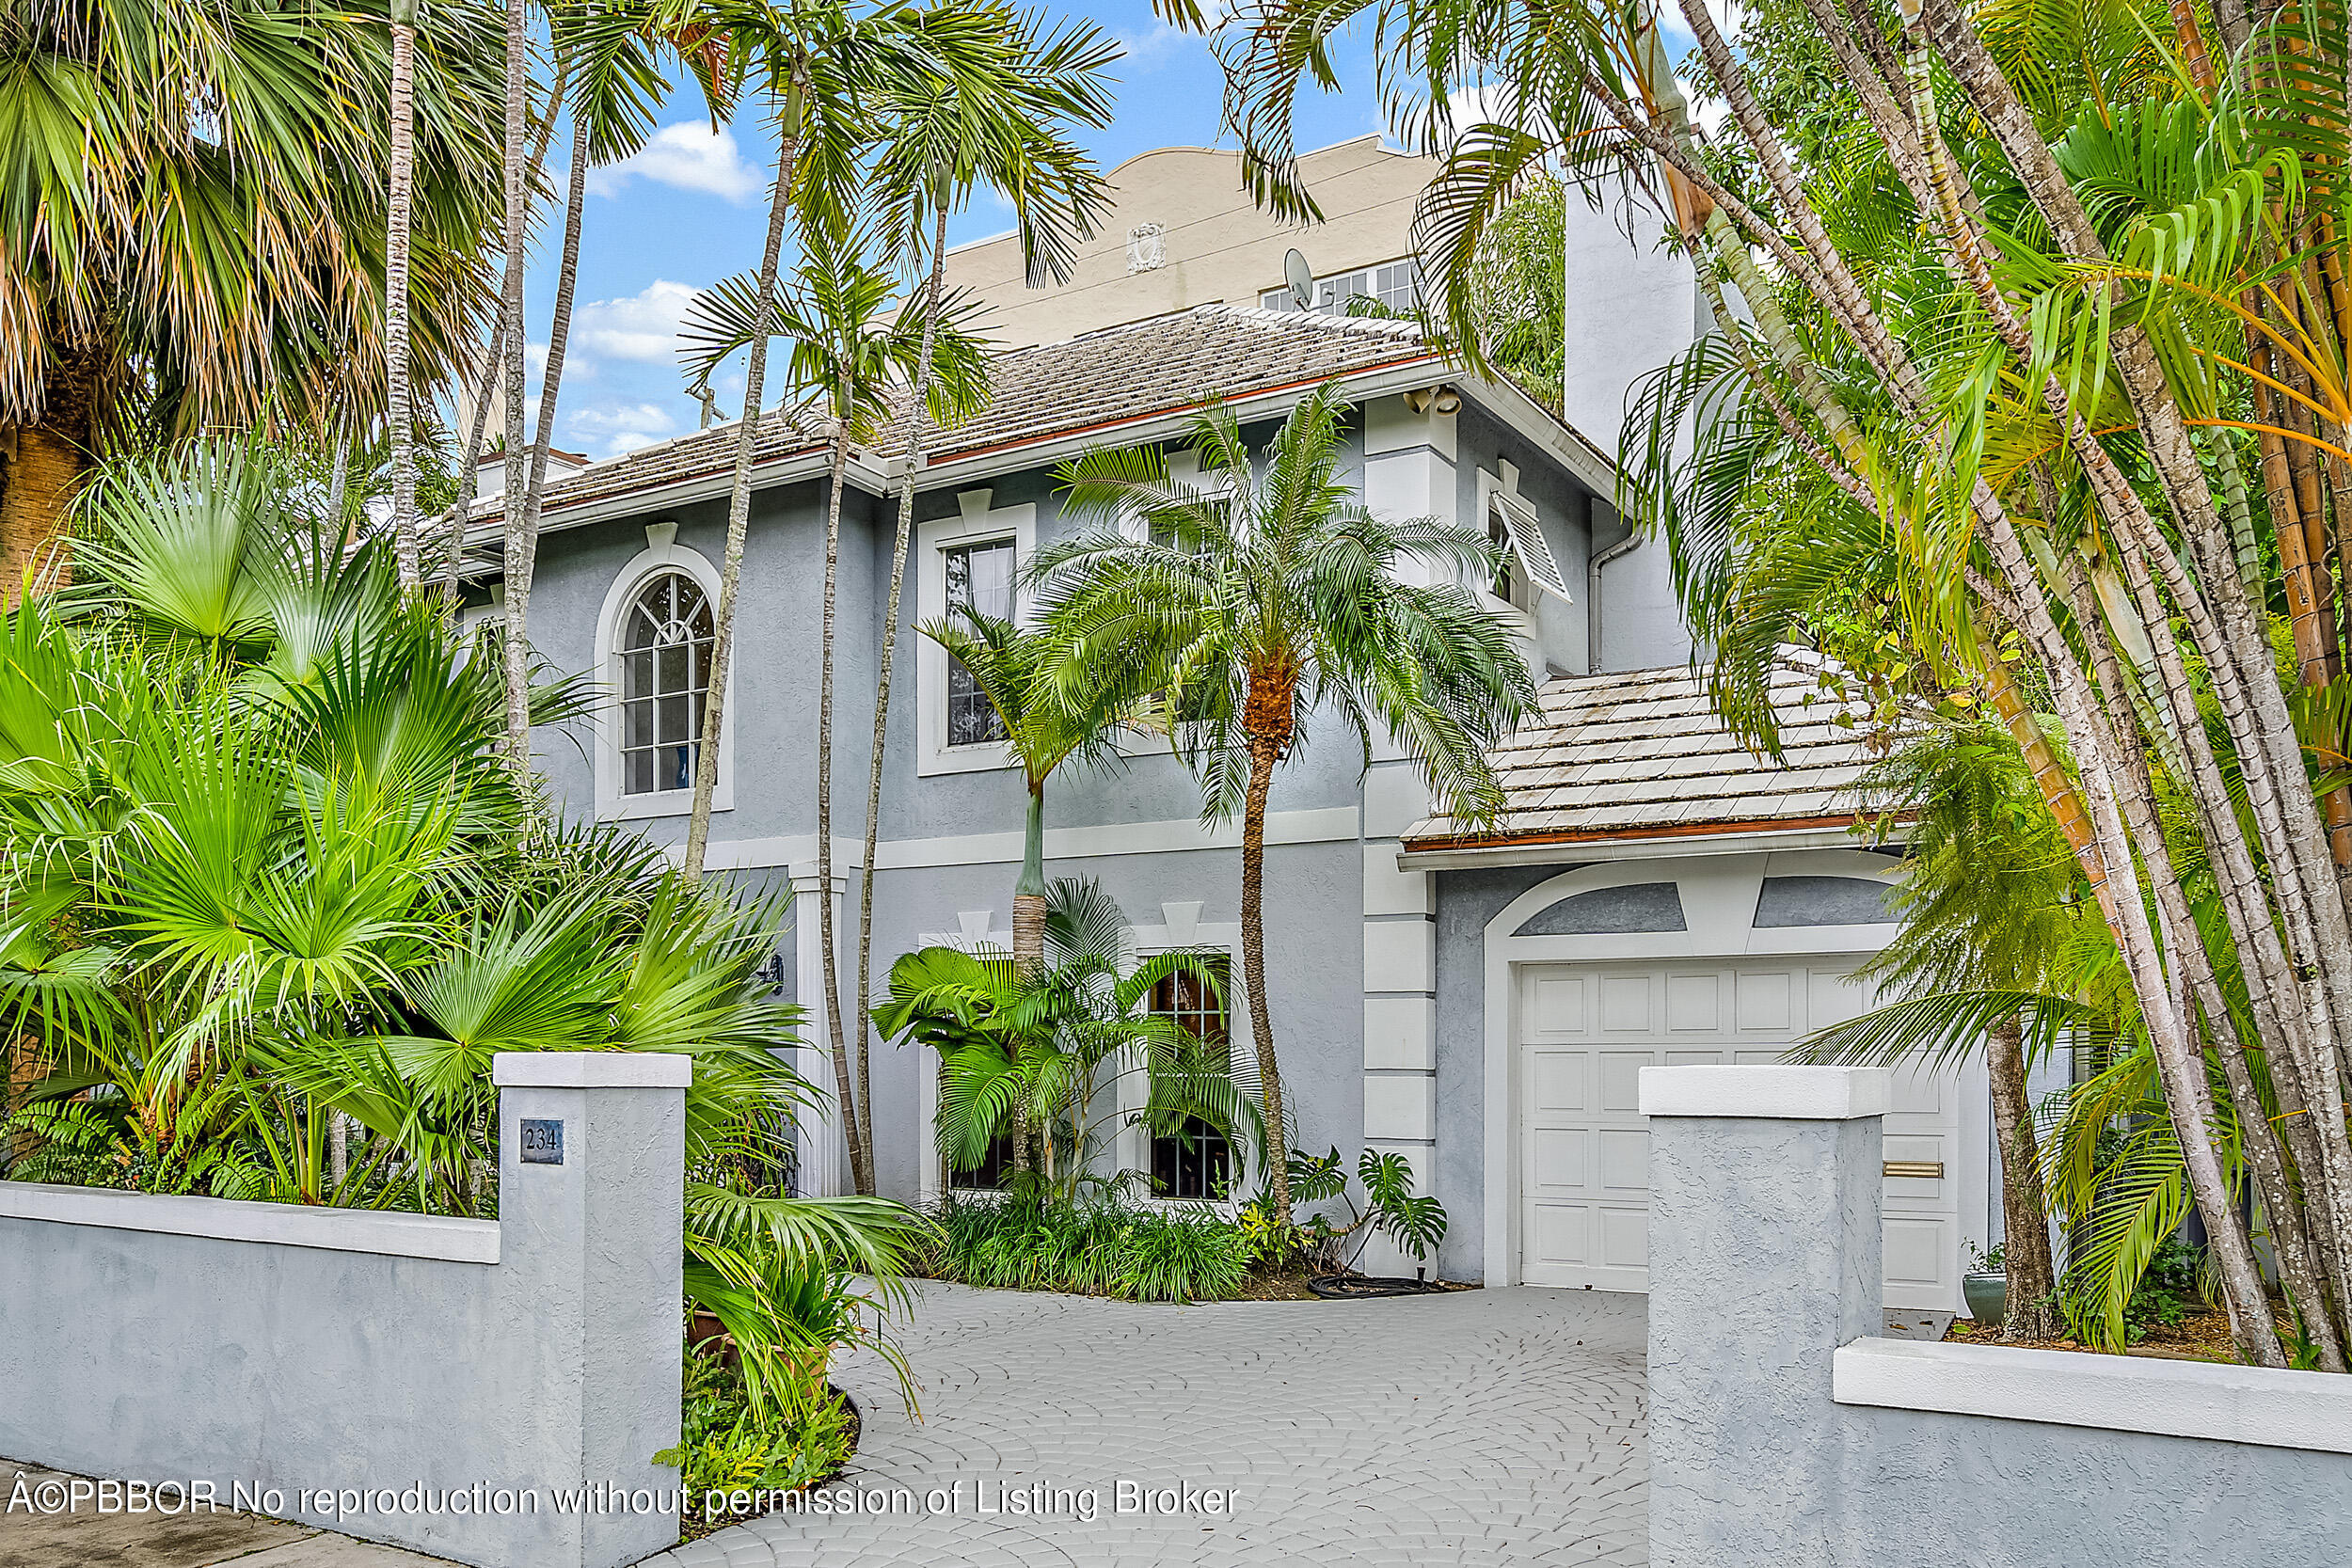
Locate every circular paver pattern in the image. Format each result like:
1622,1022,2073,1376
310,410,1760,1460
641,1280,1647,1568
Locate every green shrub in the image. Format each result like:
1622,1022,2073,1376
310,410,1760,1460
926,1191,1252,1303
655,1342,852,1526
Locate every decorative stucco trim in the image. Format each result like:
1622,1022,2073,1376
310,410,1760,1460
1638,1065,1893,1120
0,1181,501,1264
491,1051,692,1088
1834,1337,2352,1455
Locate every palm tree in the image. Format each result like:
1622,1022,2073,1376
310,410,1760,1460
918,604,1155,1175
0,0,504,599
386,0,421,589
1035,387,1535,1227
876,879,1259,1199
681,222,990,1198
848,7,1119,1176
1,436,932,1410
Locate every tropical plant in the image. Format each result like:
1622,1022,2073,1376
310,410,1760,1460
847,3,1119,1197
925,1188,1255,1303
0,437,930,1413
1789,720,2091,1340
1200,0,2352,1371
1034,386,1535,1226
1272,1145,1450,1271
657,1332,856,1528
0,0,504,593
875,878,1260,1196
682,220,990,1197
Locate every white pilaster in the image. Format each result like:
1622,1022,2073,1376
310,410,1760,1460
790,872,849,1198
1359,752,1439,1276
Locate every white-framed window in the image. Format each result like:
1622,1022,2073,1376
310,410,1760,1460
916,489,1036,776
943,536,1015,748
592,523,734,820
1120,905,1258,1205
1260,255,1422,317
616,570,715,797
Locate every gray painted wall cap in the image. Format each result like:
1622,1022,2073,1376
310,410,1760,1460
491,1052,692,1089
1638,1065,1891,1120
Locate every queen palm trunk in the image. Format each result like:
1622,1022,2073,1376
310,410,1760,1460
682,67,803,881
0,341,95,604
495,0,532,761
386,3,420,591
1984,1017,2060,1340
814,421,871,1196
850,200,954,1196
516,112,591,602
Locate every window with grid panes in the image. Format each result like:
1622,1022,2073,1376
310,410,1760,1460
617,572,714,795
1150,956,1235,1200
944,538,1014,746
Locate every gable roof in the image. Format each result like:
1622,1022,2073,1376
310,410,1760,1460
469,305,1446,534
1400,657,1884,856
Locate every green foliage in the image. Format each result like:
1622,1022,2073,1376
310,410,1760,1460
655,1342,853,1524
1267,1145,1450,1268
925,1191,1253,1303
877,879,1259,1199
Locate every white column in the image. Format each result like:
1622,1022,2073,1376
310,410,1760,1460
790,870,848,1197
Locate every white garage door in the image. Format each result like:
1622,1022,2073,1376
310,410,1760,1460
1517,958,1964,1310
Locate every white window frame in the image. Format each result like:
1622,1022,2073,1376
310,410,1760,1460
1474,462,1570,620
917,489,1037,777
1119,903,1256,1209
592,522,735,821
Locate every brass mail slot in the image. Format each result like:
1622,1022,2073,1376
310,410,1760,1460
1883,1160,1945,1180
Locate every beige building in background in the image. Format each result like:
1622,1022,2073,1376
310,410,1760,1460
942,135,1440,347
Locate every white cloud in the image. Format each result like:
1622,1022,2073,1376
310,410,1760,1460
572,279,702,365
585,122,764,204
566,401,680,458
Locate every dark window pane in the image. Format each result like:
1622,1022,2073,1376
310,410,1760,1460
628,750,655,795
625,699,653,748
658,694,688,744
666,742,694,792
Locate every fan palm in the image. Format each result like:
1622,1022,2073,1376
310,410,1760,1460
0,0,505,596
1034,386,1534,1225
0,437,931,1412
681,220,990,1198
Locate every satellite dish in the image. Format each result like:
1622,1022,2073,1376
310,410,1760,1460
1283,248,1316,311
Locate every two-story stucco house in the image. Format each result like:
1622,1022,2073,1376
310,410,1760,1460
473,147,2007,1311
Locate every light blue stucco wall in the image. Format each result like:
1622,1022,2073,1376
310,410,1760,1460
1646,1078,2352,1568
0,1069,685,1568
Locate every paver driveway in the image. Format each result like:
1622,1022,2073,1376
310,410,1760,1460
641,1279,1647,1568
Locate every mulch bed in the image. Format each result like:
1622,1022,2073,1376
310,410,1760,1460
1945,1307,2244,1365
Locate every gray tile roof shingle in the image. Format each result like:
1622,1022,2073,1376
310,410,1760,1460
469,306,1439,533
1401,656,1889,851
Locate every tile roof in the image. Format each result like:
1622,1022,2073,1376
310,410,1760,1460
468,306,1441,532
1401,657,1887,851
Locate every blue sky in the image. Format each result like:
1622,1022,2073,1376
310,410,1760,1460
528,3,1700,459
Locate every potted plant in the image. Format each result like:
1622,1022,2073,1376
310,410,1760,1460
1963,1241,2008,1329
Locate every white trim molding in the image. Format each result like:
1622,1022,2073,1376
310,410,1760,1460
0,1182,501,1265
916,489,1037,777
1834,1337,2352,1455
591,523,736,822
1639,1065,1891,1120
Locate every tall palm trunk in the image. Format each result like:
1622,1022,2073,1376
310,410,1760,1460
849,200,953,1196
683,69,802,878
386,2,420,591
1984,1016,2060,1340
517,113,590,594
1239,730,1291,1228
495,0,532,762
815,420,871,1196
0,339,95,604
1007,780,1047,1178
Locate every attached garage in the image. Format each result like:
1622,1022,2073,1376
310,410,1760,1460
1513,955,1972,1310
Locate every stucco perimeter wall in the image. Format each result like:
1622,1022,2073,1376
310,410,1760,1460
1641,1065,2352,1568
0,1054,687,1568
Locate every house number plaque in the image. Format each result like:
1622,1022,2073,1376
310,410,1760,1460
520,1118,565,1165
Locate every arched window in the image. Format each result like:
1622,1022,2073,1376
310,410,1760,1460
617,571,714,796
